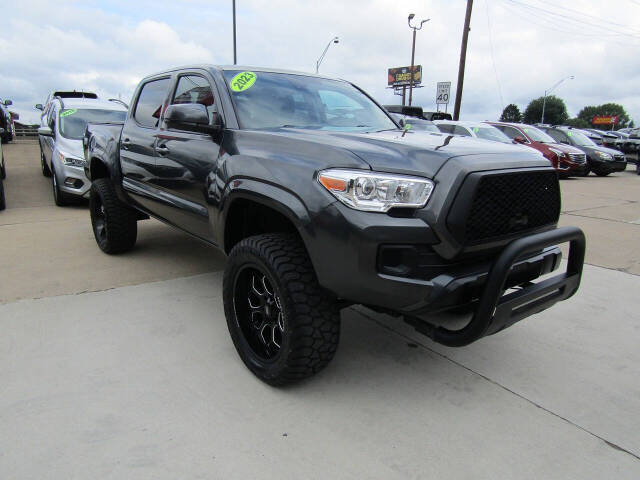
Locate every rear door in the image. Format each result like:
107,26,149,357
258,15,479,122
151,72,223,241
120,76,172,212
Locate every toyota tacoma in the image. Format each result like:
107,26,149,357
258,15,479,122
84,66,585,385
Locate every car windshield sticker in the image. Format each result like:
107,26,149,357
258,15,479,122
230,72,257,92
567,131,572,137
473,127,479,132
60,109,77,117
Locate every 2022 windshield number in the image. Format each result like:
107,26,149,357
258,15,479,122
233,73,254,91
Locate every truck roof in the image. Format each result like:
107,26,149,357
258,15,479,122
141,65,344,82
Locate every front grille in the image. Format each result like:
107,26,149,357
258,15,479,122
568,153,586,164
614,154,626,162
447,170,561,245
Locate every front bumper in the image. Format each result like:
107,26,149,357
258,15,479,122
54,162,91,197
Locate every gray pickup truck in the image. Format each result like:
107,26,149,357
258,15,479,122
83,65,585,385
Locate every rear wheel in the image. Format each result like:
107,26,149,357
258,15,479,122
90,178,137,254
223,233,340,386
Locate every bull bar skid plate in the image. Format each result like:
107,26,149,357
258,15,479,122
405,226,586,347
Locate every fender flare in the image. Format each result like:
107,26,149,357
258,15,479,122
218,178,312,252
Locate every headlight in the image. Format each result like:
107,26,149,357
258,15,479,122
548,147,565,158
595,151,612,160
318,169,435,212
58,151,86,167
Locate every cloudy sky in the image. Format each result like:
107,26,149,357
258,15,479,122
1,0,639,125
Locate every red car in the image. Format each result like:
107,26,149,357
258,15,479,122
489,122,588,176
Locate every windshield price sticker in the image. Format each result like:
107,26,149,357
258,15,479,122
230,72,257,92
60,109,77,117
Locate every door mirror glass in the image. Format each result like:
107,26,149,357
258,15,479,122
165,103,221,133
35,104,44,111
4,99,12,106
38,126,54,137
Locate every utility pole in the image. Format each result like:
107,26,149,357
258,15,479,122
453,0,473,120
232,0,237,64
407,14,429,107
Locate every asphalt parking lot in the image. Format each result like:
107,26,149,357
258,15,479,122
1,139,639,478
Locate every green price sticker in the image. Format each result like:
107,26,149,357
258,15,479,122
230,71,257,92
567,131,572,137
473,127,479,132
60,109,77,117
404,123,412,130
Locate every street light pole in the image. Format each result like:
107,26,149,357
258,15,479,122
407,14,429,107
232,0,237,65
541,75,574,124
316,37,339,74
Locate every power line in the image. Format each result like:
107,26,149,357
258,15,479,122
504,0,640,40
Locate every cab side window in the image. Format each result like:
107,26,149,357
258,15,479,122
437,124,454,134
171,75,216,122
134,78,172,128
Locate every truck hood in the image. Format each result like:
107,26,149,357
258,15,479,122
256,128,545,178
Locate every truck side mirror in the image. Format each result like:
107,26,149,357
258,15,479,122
4,99,12,106
165,103,222,134
38,126,54,137
35,104,44,111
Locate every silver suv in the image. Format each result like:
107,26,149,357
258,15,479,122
37,96,127,206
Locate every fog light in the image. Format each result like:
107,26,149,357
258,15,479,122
64,178,84,188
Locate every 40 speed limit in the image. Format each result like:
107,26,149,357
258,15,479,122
436,82,451,105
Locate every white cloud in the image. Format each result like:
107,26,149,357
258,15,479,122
1,0,639,125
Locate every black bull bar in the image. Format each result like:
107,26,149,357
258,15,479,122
406,226,586,347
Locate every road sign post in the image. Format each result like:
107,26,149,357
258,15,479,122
436,82,451,113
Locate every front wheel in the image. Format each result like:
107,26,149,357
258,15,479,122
595,170,610,177
223,233,340,386
40,147,51,177
51,166,70,206
90,178,137,254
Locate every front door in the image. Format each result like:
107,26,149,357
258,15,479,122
151,73,223,242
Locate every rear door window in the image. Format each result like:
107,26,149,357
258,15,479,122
437,124,454,134
134,78,171,128
453,125,471,136
501,126,524,140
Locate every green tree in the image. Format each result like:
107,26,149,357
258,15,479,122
523,95,569,125
576,103,630,129
499,103,522,122
565,117,590,128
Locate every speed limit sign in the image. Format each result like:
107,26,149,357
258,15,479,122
436,82,451,105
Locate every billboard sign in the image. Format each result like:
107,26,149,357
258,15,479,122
436,82,451,105
592,115,619,125
388,66,422,87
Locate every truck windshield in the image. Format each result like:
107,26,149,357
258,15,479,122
223,70,396,132
59,109,127,140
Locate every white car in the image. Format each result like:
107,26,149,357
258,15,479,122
434,120,544,156
37,96,127,206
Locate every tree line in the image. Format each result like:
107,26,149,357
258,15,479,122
499,97,634,130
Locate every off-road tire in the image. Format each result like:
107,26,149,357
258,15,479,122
223,233,340,386
90,178,137,254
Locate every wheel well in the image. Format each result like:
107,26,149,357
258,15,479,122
90,159,109,180
224,199,299,253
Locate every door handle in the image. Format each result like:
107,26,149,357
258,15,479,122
155,144,170,156
121,137,131,150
